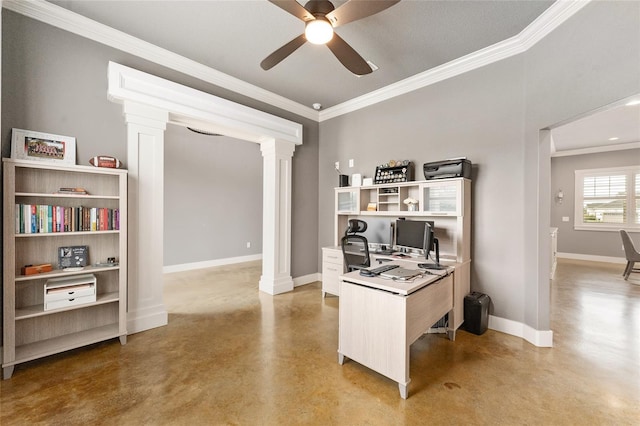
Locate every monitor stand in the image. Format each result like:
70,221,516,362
418,239,448,270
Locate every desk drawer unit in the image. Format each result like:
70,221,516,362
322,247,343,297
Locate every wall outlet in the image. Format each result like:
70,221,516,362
335,161,339,170
246,242,251,248
562,216,570,222
349,159,354,168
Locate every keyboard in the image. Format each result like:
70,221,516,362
368,264,399,275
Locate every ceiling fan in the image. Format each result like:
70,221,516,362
261,0,400,75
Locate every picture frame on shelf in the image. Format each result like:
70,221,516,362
11,128,76,165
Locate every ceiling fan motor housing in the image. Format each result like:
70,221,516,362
305,0,336,19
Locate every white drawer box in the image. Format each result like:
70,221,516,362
44,274,97,311
46,294,97,311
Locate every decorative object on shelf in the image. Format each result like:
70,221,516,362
89,155,122,169
351,173,362,187
58,245,89,269
404,197,418,211
367,202,378,212
11,128,76,165
363,177,373,186
21,263,53,276
374,161,413,184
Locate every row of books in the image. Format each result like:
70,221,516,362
15,204,120,234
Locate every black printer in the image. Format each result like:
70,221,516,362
423,158,472,180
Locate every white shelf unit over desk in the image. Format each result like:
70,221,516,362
326,178,471,332
2,159,128,379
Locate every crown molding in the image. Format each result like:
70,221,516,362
2,0,319,121
319,0,591,121
551,141,640,157
4,0,590,123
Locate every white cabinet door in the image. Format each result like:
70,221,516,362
420,180,462,216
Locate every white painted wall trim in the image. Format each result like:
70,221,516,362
107,62,302,145
318,0,590,121
4,0,590,122
551,141,640,157
108,62,303,333
488,315,554,348
557,252,626,264
294,273,321,287
163,255,263,274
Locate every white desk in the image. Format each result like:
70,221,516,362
338,262,454,399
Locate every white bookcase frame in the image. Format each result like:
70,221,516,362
2,159,128,379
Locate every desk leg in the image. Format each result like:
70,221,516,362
447,328,456,341
338,353,345,365
398,381,409,399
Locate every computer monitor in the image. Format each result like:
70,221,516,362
361,218,393,250
394,219,434,253
422,222,446,269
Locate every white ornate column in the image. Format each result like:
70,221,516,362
259,139,296,295
123,101,169,333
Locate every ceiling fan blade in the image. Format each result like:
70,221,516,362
326,0,400,28
260,34,307,70
326,32,372,75
267,0,315,22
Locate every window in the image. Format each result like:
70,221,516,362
575,166,640,230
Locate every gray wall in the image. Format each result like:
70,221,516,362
319,1,640,329
1,10,320,277
164,126,263,265
550,148,640,258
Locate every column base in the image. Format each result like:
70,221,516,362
259,275,294,295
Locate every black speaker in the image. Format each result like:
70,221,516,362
464,292,490,335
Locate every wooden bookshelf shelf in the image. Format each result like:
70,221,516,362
2,159,128,379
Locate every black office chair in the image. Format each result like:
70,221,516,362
620,230,640,280
341,234,371,272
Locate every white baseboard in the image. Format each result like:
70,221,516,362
163,255,319,288
294,273,321,287
557,252,626,264
163,254,263,273
488,315,553,347
127,305,168,334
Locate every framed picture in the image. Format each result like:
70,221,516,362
11,128,76,165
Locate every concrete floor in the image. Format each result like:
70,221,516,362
1,259,639,424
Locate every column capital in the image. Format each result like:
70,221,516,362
122,101,169,130
260,139,296,158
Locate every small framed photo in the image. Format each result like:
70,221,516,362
11,128,76,165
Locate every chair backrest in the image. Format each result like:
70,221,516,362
620,230,640,261
341,234,371,272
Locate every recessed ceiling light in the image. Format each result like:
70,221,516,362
608,137,619,141
625,99,640,106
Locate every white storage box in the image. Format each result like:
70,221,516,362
44,274,97,311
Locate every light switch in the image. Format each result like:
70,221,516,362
562,216,570,222
349,159,354,168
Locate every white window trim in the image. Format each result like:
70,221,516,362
574,165,640,231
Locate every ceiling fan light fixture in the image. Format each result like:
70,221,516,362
305,18,333,45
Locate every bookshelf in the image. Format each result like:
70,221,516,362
2,159,128,379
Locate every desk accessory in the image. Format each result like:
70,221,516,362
374,161,413,184
58,245,89,269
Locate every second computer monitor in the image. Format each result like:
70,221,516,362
394,219,434,254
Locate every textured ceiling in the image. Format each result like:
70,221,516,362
44,1,639,153
49,0,554,109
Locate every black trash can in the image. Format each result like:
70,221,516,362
464,292,490,335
